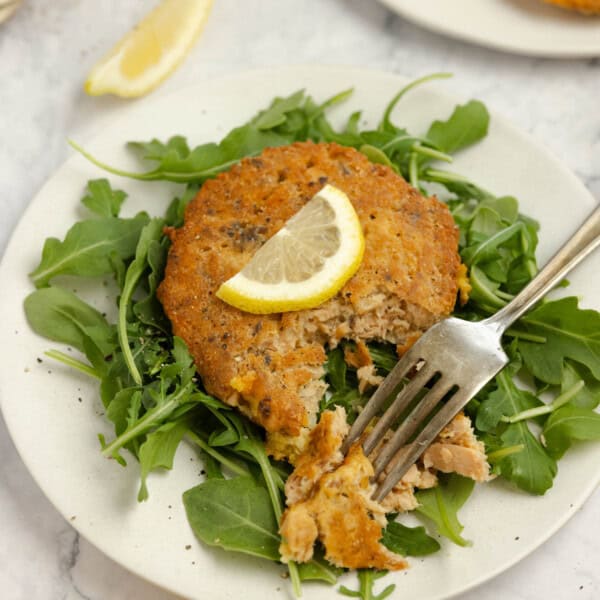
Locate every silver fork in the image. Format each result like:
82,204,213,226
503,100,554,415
343,204,600,502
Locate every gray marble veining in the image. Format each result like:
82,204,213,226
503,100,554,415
1,1,599,598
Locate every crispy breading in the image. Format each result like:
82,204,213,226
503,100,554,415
158,142,460,442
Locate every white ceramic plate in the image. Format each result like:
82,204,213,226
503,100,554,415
0,66,599,600
379,0,600,58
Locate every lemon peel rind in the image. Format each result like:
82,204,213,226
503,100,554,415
216,240,365,315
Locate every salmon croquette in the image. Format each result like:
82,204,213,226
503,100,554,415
157,141,461,459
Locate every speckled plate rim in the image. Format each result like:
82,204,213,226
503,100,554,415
0,65,599,600
378,0,600,58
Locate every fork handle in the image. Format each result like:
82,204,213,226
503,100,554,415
484,204,600,333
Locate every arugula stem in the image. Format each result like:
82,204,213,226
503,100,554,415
487,444,525,463
495,290,515,301
118,271,144,386
69,140,153,180
101,382,192,458
411,143,453,163
241,425,302,597
408,152,419,188
380,134,416,152
380,72,452,130
422,168,469,183
186,431,250,478
289,562,302,598
44,349,102,379
502,381,585,424
69,139,243,183
503,328,547,344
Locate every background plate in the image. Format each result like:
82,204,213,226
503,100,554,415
379,0,600,58
0,66,598,600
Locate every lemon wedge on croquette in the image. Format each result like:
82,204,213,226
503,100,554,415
217,185,365,314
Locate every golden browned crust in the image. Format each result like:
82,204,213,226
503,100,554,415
158,142,460,437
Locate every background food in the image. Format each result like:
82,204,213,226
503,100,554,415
543,0,600,13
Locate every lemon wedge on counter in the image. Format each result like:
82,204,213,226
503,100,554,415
217,185,365,314
84,0,213,98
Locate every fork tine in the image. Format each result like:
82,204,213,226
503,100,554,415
361,361,435,457
341,345,422,454
373,387,471,502
371,377,455,477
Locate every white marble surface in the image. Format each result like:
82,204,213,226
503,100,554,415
1,1,599,599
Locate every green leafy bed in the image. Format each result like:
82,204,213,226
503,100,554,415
24,74,600,599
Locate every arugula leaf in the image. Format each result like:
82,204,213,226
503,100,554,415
105,388,141,439
321,347,363,419
29,214,149,288
367,343,397,375
81,178,127,217
476,369,542,432
253,90,306,129
24,286,116,365
518,297,600,385
199,450,225,480
297,551,343,584
475,370,557,494
415,474,474,547
137,418,190,501
426,100,490,154
183,477,281,561
561,361,600,409
128,135,190,163
381,521,440,556
543,405,600,459
325,347,348,391
494,423,557,495
359,144,394,167
339,570,395,600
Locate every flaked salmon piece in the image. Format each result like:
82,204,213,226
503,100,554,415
423,412,491,482
280,443,407,570
356,364,384,394
380,463,438,513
